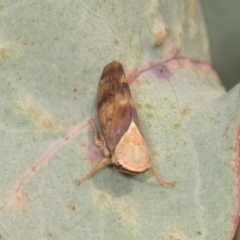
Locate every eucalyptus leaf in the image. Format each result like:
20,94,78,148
0,1,239,240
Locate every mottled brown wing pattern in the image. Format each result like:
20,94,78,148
97,61,143,153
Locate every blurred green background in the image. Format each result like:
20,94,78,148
201,0,240,91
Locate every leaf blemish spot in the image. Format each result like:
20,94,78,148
84,144,103,166
95,191,110,208
181,107,194,118
18,96,55,131
135,102,142,110
0,45,7,60
151,64,172,80
119,201,138,225
145,104,153,109
173,123,181,130
68,202,77,212
152,23,170,46
39,114,55,130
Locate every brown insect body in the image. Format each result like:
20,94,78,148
76,61,175,187
97,61,149,174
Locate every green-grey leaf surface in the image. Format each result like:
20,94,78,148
0,1,239,240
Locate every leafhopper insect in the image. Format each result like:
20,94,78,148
76,61,176,187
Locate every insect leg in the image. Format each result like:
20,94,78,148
88,118,110,157
75,158,112,185
150,163,176,187
88,118,103,146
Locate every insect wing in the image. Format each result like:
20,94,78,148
97,61,143,153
